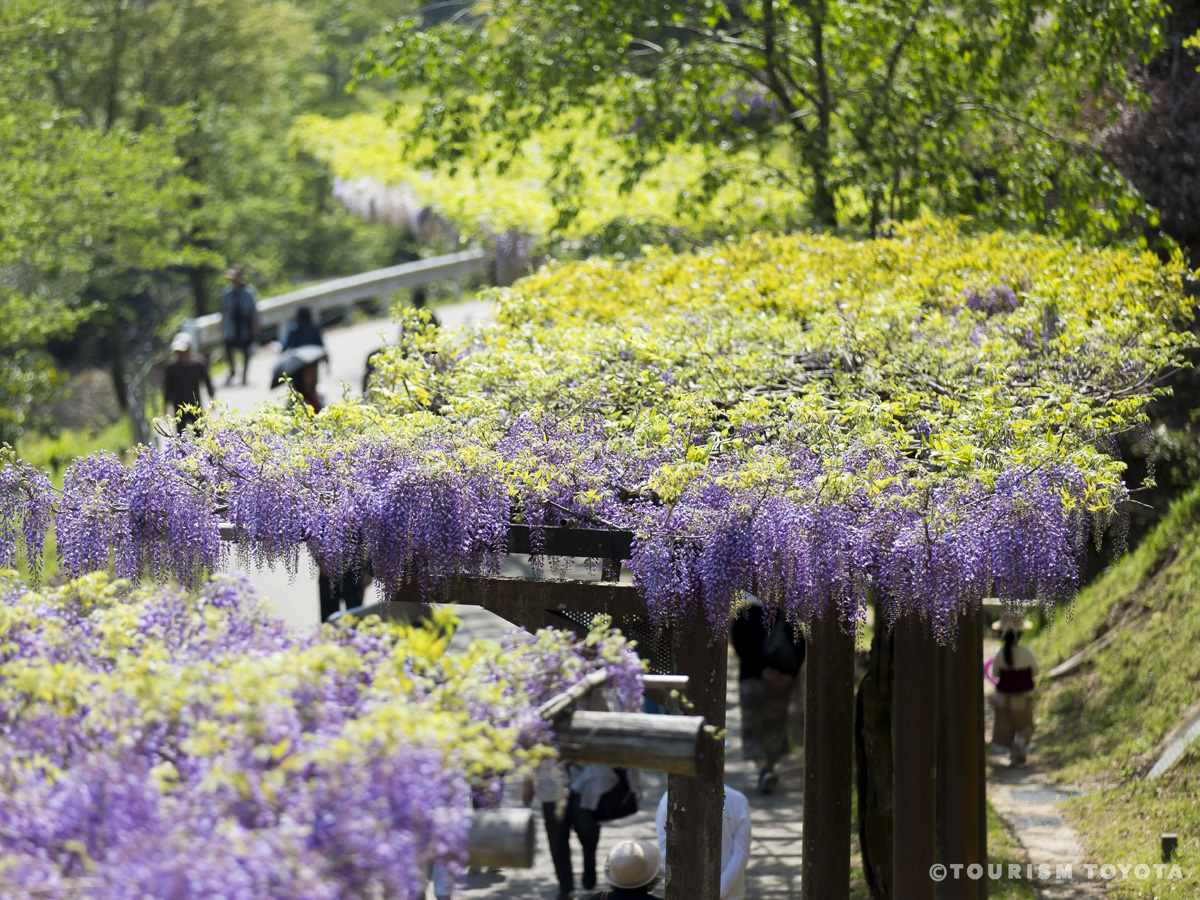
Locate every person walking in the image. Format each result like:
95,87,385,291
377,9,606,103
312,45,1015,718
730,597,806,794
654,784,751,900
280,305,325,353
586,840,663,900
219,264,259,386
524,763,611,900
987,612,1039,766
411,287,440,328
162,332,215,434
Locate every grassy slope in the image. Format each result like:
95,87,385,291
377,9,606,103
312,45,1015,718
1030,484,1200,899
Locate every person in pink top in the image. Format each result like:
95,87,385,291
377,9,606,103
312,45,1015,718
986,612,1040,765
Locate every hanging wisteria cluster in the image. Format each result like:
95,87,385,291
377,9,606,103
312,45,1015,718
0,220,1192,637
0,572,643,899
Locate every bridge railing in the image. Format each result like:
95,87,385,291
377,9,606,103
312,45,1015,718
183,249,490,351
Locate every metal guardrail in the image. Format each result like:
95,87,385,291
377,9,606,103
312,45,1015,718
183,249,490,351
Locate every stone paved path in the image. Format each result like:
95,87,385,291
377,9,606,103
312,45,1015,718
984,640,1106,899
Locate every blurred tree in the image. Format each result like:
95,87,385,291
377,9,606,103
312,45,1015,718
294,0,418,98
4,0,398,438
0,3,196,447
1103,1,1200,260
24,0,317,316
373,0,1164,241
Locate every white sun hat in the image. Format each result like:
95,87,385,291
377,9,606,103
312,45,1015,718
604,839,661,890
170,332,192,352
992,610,1034,633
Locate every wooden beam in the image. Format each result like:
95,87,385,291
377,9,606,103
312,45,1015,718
642,674,688,692
664,616,727,900
444,575,648,618
538,670,612,720
802,615,856,900
466,808,536,869
220,523,634,562
507,524,634,560
555,710,707,776
893,617,938,900
937,608,985,900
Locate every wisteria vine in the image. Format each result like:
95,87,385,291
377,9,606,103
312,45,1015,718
0,572,643,899
0,221,1192,638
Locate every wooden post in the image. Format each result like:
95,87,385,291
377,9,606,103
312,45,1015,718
802,615,856,900
936,608,984,900
555,710,708,775
663,616,727,900
893,615,938,900
467,808,536,868
974,610,987,883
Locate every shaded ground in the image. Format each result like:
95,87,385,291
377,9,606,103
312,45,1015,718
446,640,806,900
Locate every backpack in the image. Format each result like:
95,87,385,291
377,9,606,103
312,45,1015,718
762,622,804,676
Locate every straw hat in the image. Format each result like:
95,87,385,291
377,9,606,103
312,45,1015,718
992,611,1034,634
604,839,661,890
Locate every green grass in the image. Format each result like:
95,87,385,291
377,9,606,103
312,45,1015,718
1027,483,1200,898
19,417,132,478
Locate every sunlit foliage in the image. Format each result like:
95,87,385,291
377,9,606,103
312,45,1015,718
2,221,1192,638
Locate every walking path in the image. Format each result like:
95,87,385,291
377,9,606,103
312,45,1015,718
447,644,805,900
984,641,1105,900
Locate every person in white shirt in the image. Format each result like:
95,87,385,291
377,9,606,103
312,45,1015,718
654,785,751,900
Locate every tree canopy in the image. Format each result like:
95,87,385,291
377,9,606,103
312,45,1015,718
372,0,1162,239
0,3,199,445
2,221,1191,637
0,0,411,447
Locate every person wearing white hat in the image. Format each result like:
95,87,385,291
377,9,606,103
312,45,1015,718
586,839,662,899
162,332,215,434
986,611,1039,765
654,785,751,900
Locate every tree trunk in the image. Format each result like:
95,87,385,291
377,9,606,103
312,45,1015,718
855,613,894,899
804,0,838,229
106,321,130,415
811,168,838,228
189,265,212,318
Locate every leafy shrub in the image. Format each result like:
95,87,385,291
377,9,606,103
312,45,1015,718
0,571,643,898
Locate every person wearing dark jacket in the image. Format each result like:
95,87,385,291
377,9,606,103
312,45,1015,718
162,333,215,433
730,597,806,794
219,264,259,386
281,305,325,352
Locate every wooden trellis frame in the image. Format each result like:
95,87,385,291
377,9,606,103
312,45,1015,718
275,522,987,900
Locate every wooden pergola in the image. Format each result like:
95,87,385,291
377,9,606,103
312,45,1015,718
351,522,988,900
